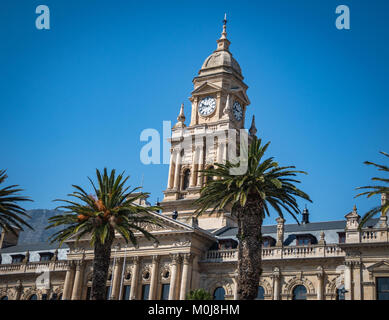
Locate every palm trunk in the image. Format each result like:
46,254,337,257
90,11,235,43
236,201,263,300
91,231,114,300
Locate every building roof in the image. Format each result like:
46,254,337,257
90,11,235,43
0,242,67,254
215,218,380,245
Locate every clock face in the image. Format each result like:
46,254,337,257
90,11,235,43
198,96,216,117
232,101,243,121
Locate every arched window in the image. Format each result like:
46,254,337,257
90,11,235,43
256,286,265,300
292,285,307,300
0,296,8,300
182,169,190,190
213,287,225,300
29,294,38,300
206,166,214,184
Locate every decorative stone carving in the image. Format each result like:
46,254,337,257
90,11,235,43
173,240,191,247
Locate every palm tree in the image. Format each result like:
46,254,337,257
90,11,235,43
356,151,389,228
194,137,311,300
0,170,33,234
186,289,213,300
47,168,161,300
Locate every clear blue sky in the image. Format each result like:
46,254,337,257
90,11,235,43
1,0,388,224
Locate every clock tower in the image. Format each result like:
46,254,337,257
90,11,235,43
161,18,253,230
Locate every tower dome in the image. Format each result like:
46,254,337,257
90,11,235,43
197,15,243,79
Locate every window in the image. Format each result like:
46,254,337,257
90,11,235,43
39,252,53,262
41,294,47,300
50,293,58,300
182,169,190,190
296,235,315,246
0,296,8,300
86,287,92,300
142,284,150,300
11,255,24,264
336,286,345,300
213,287,225,300
377,277,389,300
206,166,214,184
122,285,131,300
161,284,170,300
256,286,265,300
292,285,307,300
29,294,38,300
338,232,346,244
262,237,275,248
105,286,111,300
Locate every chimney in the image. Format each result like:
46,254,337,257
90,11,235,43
302,206,310,224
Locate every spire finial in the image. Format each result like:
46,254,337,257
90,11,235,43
353,204,357,212
223,94,231,118
178,103,185,122
220,13,227,40
249,115,257,137
173,103,186,128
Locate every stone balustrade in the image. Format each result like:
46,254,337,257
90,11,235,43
0,260,68,275
203,244,345,263
361,229,389,242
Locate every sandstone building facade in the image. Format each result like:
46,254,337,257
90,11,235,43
0,21,388,301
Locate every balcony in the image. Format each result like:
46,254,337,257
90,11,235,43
202,244,345,263
361,229,389,243
0,260,68,275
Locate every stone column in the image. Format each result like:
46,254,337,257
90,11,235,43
130,257,140,300
168,254,180,300
179,254,193,300
196,146,204,187
173,150,182,190
317,267,324,300
272,267,281,300
223,142,228,162
344,262,353,300
71,260,84,300
353,261,362,300
167,150,176,189
149,255,160,300
111,258,123,300
62,261,75,300
189,148,197,188
15,281,23,300
232,276,238,300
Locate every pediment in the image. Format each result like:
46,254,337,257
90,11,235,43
191,82,221,96
134,211,194,234
233,89,250,106
65,211,194,245
367,260,389,272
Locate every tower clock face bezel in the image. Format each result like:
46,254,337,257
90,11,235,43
198,96,216,117
232,101,243,121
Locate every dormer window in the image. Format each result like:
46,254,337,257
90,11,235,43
11,254,25,264
296,234,316,246
39,252,54,262
262,237,276,248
